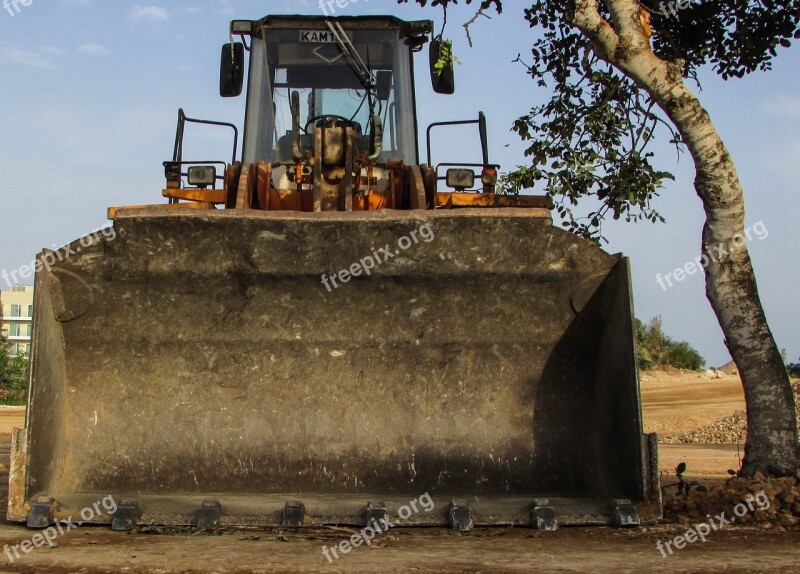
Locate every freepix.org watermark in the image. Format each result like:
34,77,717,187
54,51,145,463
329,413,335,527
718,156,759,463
656,490,770,558
1,225,117,289
3,0,33,17
638,0,706,18
322,493,435,563
321,223,435,292
4,496,118,563
319,0,369,17
655,220,768,292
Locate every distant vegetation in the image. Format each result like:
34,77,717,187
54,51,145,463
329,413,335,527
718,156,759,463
636,316,705,371
781,349,800,378
0,335,28,406
787,359,800,379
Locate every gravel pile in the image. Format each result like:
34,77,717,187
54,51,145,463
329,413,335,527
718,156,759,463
661,410,747,444
661,382,800,445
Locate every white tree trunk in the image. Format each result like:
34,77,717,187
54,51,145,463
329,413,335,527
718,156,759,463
572,0,799,475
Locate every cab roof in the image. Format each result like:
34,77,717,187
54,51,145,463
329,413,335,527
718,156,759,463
231,15,433,49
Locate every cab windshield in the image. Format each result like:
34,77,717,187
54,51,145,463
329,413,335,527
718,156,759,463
243,26,417,164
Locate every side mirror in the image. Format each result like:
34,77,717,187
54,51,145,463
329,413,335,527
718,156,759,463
220,42,244,98
429,39,455,95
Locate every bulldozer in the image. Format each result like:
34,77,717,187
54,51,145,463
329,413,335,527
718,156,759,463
8,14,660,531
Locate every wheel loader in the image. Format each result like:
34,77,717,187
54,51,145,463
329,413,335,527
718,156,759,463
8,14,660,531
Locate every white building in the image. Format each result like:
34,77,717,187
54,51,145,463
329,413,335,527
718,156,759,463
1,285,34,356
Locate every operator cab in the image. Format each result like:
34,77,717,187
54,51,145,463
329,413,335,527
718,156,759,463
149,15,549,216
238,17,426,166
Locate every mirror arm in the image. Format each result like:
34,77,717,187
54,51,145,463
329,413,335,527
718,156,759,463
369,115,383,163
291,91,305,162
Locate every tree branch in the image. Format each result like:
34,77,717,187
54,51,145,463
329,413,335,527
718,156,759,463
571,0,619,62
604,0,652,54
463,7,492,48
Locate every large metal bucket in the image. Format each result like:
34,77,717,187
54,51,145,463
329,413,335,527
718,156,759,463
8,208,659,528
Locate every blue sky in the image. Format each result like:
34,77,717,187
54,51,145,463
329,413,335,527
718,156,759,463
0,0,797,367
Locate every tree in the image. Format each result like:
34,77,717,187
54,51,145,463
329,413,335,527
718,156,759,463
0,335,28,406
403,0,800,476
636,316,705,371
787,359,800,379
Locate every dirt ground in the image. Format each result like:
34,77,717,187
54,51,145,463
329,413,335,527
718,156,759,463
641,370,748,479
0,374,798,574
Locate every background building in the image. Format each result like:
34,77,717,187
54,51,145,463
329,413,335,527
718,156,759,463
1,285,34,356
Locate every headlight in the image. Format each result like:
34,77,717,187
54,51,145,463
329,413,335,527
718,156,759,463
446,168,475,190
188,166,217,188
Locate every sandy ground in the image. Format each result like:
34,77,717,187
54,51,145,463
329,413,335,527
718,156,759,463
0,373,797,573
640,370,747,436
0,408,24,439
641,371,747,478
0,525,797,574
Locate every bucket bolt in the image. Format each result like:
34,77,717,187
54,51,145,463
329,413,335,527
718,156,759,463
612,499,641,527
531,499,558,531
447,501,474,532
26,499,53,529
196,500,222,531
112,500,140,532
360,501,388,528
281,501,306,527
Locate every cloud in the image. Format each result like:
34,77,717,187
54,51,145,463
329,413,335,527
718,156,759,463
41,46,66,56
128,5,169,24
0,48,55,69
762,94,800,121
77,43,108,56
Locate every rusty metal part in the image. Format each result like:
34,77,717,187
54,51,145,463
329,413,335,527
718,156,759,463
308,125,359,212
407,165,428,210
162,188,226,204
235,163,257,209
9,208,658,527
268,188,305,211
367,163,375,196
437,193,552,209
368,115,383,162
113,185,551,216
256,161,271,211
114,155,549,217
420,165,437,207
224,162,242,209
481,166,498,194
291,91,305,163
107,202,213,220
294,163,304,196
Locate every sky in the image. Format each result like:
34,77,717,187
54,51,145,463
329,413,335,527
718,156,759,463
0,0,797,368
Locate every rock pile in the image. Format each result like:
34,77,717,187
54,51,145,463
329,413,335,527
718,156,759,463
663,474,800,528
661,382,800,445
717,360,739,376
661,411,747,444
